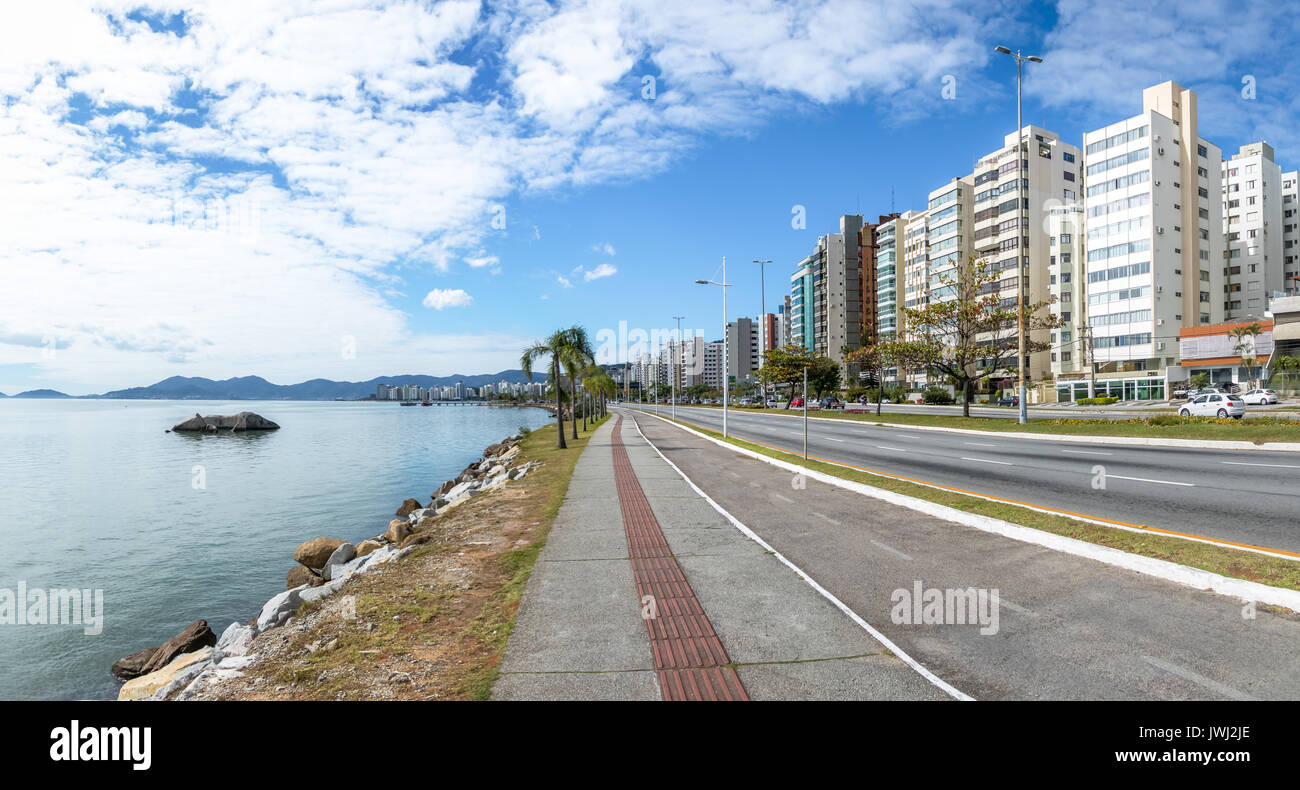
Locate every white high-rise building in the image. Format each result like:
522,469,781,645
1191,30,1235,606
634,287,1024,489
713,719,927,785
1282,171,1300,295
1222,142,1283,319
1075,80,1224,401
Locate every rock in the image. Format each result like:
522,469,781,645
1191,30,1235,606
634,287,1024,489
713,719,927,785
214,622,256,659
433,479,458,499
384,518,410,544
499,446,521,463
119,647,214,701
507,467,524,480
483,442,507,458
395,498,422,518
286,565,321,589
406,507,436,523
482,474,507,490
323,543,358,581
294,537,346,570
111,647,159,680
257,586,306,631
171,411,280,432
443,480,478,501
356,539,383,558
139,619,217,675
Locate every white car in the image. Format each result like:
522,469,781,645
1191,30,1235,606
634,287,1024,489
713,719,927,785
1179,392,1246,419
1241,388,1278,405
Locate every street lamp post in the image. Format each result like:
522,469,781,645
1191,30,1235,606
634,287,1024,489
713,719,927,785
995,44,1042,426
696,256,731,438
672,315,684,420
754,258,771,402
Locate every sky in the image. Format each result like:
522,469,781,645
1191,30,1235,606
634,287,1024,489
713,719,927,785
3,0,1299,395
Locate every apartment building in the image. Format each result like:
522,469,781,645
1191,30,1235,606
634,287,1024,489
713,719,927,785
725,317,759,384
786,214,865,365
1283,172,1300,294
1222,142,1282,320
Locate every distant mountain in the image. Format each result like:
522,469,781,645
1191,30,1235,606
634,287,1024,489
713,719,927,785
90,371,547,401
13,389,71,399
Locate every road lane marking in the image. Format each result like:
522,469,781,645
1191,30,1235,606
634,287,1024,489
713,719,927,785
869,538,912,561
963,442,998,447
1141,656,1257,701
895,434,922,440
773,493,794,503
628,413,972,701
1221,461,1300,469
813,512,840,525
876,445,907,452
961,456,1013,466
826,437,846,442
636,408,1300,562
1106,474,1194,487
1061,449,1112,456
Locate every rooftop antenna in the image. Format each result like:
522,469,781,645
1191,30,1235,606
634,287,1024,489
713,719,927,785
890,186,895,215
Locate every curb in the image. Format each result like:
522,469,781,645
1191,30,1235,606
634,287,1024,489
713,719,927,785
634,410,1300,616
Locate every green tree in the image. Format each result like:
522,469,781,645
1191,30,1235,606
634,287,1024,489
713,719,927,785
756,344,815,407
1229,321,1265,389
521,330,577,449
844,342,902,416
584,370,616,419
881,255,1060,418
557,327,594,440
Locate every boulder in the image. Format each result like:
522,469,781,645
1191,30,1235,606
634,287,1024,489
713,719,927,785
482,474,507,490
257,586,306,631
443,480,478,501
384,518,410,544
395,498,422,518
111,647,159,680
483,442,507,458
139,619,217,675
323,543,358,581
119,647,214,701
294,537,346,570
171,411,280,432
487,464,505,478
499,446,521,463
433,479,458,499
213,622,256,659
286,565,321,589
356,539,383,558
406,507,436,523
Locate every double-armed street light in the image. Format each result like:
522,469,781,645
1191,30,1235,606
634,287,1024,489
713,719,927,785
696,256,731,438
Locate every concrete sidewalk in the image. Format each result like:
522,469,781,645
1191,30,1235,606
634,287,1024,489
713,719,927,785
492,413,946,700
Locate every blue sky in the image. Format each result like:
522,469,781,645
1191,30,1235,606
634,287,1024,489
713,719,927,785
3,0,1298,395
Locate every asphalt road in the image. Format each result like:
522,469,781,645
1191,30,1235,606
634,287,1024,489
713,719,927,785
629,411,1300,700
634,404,1300,555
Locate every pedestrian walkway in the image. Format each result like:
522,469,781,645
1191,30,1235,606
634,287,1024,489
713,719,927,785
493,411,945,701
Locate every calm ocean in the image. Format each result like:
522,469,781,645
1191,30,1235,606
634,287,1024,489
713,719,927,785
0,399,553,700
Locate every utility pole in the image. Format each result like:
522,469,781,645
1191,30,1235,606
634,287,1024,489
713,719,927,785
802,365,809,460
754,258,771,402
672,315,684,420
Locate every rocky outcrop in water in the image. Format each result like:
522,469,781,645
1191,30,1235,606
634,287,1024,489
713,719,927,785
171,411,280,432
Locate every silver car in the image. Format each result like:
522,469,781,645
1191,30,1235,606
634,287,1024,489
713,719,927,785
1179,392,1245,419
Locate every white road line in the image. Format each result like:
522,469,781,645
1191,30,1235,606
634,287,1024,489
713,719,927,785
876,445,907,452
813,512,841,525
628,413,972,701
999,598,1037,618
1061,449,1112,456
961,456,1013,466
1141,656,1257,701
963,442,998,447
1221,461,1300,469
869,538,913,561
826,437,846,442
896,434,922,440
773,493,795,504
1106,474,1195,487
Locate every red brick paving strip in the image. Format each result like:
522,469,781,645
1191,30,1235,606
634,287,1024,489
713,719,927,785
611,415,749,701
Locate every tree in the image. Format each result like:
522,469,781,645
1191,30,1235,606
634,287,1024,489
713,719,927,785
844,343,901,416
521,330,575,449
881,255,1061,418
584,371,616,418
557,327,594,440
756,345,814,407
808,356,841,399
1229,322,1265,389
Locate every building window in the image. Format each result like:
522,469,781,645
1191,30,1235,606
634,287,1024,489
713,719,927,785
1198,144,1208,158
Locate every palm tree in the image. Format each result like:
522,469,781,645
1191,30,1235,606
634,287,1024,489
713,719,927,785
521,330,574,449
557,326,594,440
584,371,616,418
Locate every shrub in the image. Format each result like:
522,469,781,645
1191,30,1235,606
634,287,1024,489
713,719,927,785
922,386,955,405
1075,396,1119,406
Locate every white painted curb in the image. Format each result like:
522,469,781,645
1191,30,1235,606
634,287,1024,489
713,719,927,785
654,405,1300,453
633,410,1300,615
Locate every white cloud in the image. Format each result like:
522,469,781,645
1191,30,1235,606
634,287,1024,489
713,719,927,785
423,288,474,310
591,242,616,256
584,262,617,281
556,275,573,288
465,255,500,269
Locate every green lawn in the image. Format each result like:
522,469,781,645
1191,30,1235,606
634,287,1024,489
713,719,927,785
674,404,1300,444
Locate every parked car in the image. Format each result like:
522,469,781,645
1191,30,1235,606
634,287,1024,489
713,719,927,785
997,395,1019,407
790,396,805,408
1179,392,1245,419
820,397,842,409
1170,386,1189,400
1241,388,1278,405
